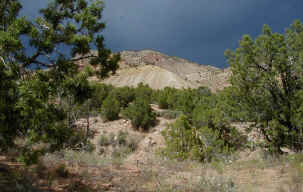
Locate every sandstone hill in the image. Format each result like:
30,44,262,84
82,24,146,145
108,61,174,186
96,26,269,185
79,49,231,91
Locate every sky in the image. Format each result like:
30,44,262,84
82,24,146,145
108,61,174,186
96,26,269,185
20,0,303,68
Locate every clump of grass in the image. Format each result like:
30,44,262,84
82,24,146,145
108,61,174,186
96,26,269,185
285,153,303,192
97,131,139,160
196,175,236,192
210,160,224,174
112,146,133,159
47,149,111,167
111,131,139,159
98,134,111,146
117,130,128,146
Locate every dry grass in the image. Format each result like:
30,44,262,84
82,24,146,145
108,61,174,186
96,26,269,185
2,147,303,192
2,115,303,192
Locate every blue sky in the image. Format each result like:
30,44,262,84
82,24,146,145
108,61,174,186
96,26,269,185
20,0,303,68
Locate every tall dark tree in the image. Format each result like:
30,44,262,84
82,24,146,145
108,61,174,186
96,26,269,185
225,20,303,153
0,0,120,161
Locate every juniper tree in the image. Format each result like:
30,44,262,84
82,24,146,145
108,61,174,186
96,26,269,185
0,0,120,161
225,20,303,153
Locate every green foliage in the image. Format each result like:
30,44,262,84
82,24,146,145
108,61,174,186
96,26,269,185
162,115,197,160
90,83,113,109
122,98,156,131
98,134,110,146
116,130,128,145
66,128,93,150
225,20,303,153
111,131,138,159
109,86,135,108
156,87,175,109
17,148,43,165
0,58,19,149
215,87,250,122
162,101,244,162
134,83,154,103
155,87,179,110
100,96,120,121
98,131,138,159
0,0,120,164
155,87,212,117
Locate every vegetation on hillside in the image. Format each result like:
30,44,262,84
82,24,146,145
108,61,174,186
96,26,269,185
1,2,303,191
0,0,120,164
225,20,303,154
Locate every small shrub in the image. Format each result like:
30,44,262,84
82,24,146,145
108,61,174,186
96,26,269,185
117,130,128,146
98,134,110,146
157,91,169,109
127,138,138,152
134,83,153,103
100,96,120,121
122,98,156,131
161,115,196,161
162,114,243,162
90,83,113,109
197,175,236,192
17,148,42,165
115,131,138,151
97,131,138,159
112,147,130,159
109,86,135,108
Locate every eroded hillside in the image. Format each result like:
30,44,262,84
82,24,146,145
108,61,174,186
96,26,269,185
81,50,231,91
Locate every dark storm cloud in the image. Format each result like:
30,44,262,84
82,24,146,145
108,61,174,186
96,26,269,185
20,0,303,68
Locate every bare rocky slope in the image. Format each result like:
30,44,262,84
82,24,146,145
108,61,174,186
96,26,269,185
86,50,231,91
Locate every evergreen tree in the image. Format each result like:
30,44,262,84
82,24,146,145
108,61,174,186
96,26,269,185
100,96,120,121
0,0,120,162
122,98,156,131
225,20,303,153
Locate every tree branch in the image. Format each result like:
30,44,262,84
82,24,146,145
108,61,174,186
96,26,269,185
71,54,97,62
21,49,42,68
32,60,56,68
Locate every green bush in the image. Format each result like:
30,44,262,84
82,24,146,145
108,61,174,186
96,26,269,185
98,134,111,146
134,83,154,103
111,132,138,159
127,138,138,152
122,98,156,131
155,87,179,109
100,96,121,121
90,83,113,109
97,131,138,159
162,112,244,162
225,21,303,153
117,130,128,145
156,87,213,117
157,90,169,109
109,86,135,108
161,115,196,161
0,0,120,164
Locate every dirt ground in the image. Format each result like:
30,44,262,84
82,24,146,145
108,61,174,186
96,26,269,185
1,107,303,192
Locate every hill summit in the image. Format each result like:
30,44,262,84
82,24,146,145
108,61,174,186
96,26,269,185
87,50,231,91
